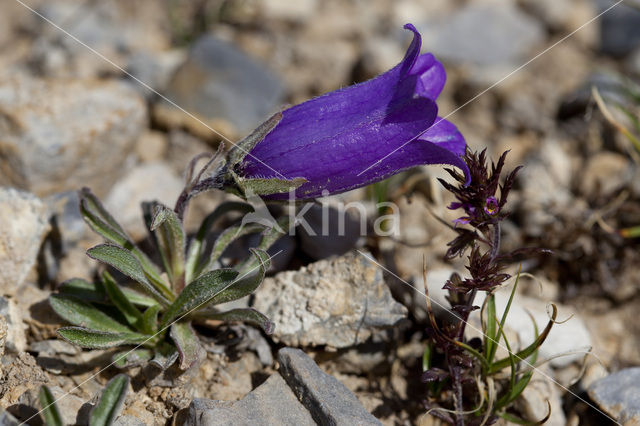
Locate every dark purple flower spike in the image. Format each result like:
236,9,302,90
226,24,469,200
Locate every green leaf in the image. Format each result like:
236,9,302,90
121,288,158,308
185,201,253,283
233,217,289,274
112,349,153,369
227,112,283,167
496,313,540,409
59,278,156,308
170,322,203,370
237,175,307,196
141,305,161,335
79,187,130,247
89,374,129,426
150,342,179,370
50,294,132,333
199,308,274,334
39,386,64,426
484,293,498,364
207,249,270,306
80,189,169,299
204,223,265,273
494,272,520,361
150,202,186,292
87,244,172,306
160,269,238,328
422,342,432,372
59,278,107,303
489,304,557,374
102,272,143,330
57,327,148,349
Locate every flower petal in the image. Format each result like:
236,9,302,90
239,23,466,199
245,24,429,162
410,53,446,99
419,117,466,156
251,96,438,199
362,135,471,190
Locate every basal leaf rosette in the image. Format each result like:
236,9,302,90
50,189,280,371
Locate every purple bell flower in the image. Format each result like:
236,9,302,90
237,23,469,200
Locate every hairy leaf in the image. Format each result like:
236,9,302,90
89,374,129,426
200,308,274,334
234,217,289,274
207,249,270,306
141,305,161,335
150,202,186,292
150,342,179,370
102,272,143,330
160,269,238,328
87,244,171,306
185,201,253,283
59,278,157,308
58,278,106,303
170,322,203,370
79,187,129,247
50,294,131,333
227,112,283,166
58,327,148,349
205,223,265,272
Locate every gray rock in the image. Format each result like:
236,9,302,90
39,191,87,283
420,2,544,67
589,368,640,424
0,410,19,426
0,188,50,295
28,1,169,79
251,251,407,348
515,367,566,426
0,75,146,197
186,374,314,426
104,162,184,242
597,0,640,57
45,191,86,250
162,35,285,135
125,49,186,99
278,348,381,425
0,297,27,353
30,339,80,356
297,204,362,261
16,385,86,426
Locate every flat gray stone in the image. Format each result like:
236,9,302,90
278,348,381,426
420,2,544,67
0,410,19,426
186,374,314,426
104,162,184,242
0,75,146,197
0,188,50,296
162,35,285,135
596,0,640,57
252,251,407,348
589,367,640,424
